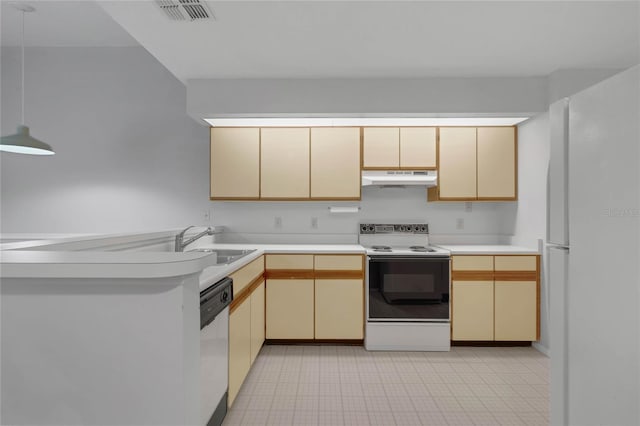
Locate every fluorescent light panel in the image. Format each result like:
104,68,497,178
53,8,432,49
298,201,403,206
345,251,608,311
204,117,530,127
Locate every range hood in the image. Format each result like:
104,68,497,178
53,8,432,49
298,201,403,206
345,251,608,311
362,170,437,187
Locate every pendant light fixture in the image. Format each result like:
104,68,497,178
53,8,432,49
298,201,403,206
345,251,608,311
0,3,54,155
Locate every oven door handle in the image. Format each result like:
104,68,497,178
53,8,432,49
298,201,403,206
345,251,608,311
368,256,450,261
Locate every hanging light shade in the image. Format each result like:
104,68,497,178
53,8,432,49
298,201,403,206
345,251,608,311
0,3,55,156
0,125,54,155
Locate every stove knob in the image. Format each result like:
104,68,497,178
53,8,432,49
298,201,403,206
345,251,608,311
360,224,367,233
420,225,428,233
368,225,375,232
399,225,406,232
411,225,419,233
220,291,229,303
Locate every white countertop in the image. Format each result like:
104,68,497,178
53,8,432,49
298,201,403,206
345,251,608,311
195,244,365,290
1,239,365,287
3,233,540,288
435,244,540,255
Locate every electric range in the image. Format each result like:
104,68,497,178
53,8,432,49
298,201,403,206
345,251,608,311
359,223,451,351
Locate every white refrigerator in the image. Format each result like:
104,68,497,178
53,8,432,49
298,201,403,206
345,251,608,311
548,65,639,426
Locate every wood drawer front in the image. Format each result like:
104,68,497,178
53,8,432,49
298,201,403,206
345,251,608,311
314,255,363,271
494,256,537,271
452,256,494,271
266,254,314,270
229,256,264,297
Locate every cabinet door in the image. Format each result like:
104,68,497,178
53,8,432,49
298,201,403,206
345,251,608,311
400,127,437,169
494,281,537,341
261,128,310,199
362,127,400,168
210,128,260,199
265,279,314,339
310,127,361,199
477,127,516,199
250,281,265,364
315,279,364,339
438,128,477,199
452,281,494,340
228,300,251,406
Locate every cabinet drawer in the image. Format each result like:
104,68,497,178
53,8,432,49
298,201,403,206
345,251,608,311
452,256,494,271
494,256,537,271
314,255,363,271
266,254,314,270
229,256,264,297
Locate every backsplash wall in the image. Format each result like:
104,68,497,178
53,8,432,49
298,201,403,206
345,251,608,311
211,186,518,243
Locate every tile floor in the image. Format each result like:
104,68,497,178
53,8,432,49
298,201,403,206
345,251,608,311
223,345,549,426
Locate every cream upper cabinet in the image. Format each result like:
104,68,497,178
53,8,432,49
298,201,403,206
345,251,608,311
210,128,260,199
399,127,437,169
250,281,265,363
265,279,314,339
260,128,310,199
310,127,361,199
477,127,516,199
228,300,251,406
315,279,363,339
362,127,400,168
452,281,494,340
438,128,477,199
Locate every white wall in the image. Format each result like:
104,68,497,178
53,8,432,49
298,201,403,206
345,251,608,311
511,112,551,353
0,47,210,234
213,187,518,244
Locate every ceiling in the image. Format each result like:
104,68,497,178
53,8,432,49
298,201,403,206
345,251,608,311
99,0,639,82
1,1,638,83
0,0,139,47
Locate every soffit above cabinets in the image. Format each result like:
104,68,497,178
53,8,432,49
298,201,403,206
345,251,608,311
203,117,530,127
99,1,639,82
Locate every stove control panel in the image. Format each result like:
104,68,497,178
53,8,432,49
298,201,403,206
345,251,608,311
360,223,429,234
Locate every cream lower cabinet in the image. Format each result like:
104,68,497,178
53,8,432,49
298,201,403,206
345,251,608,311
228,299,251,406
451,255,539,342
451,281,494,340
494,281,537,341
265,279,314,339
315,279,363,339
250,281,265,363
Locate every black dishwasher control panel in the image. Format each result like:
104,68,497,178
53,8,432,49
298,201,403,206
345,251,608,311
200,277,233,329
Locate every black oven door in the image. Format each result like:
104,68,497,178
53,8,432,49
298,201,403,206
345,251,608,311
368,256,450,321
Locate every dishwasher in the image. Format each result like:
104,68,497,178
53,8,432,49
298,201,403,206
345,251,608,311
200,277,232,426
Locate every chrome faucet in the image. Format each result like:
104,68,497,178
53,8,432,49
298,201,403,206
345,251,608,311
175,226,215,252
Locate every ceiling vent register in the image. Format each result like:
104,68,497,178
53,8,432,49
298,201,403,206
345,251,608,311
155,0,214,21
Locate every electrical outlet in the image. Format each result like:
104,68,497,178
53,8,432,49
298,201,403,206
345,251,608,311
456,218,464,230
464,202,472,213
274,216,282,229
203,209,211,223
311,217,318,229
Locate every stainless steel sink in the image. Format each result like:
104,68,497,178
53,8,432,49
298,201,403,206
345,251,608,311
188,248,256,265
